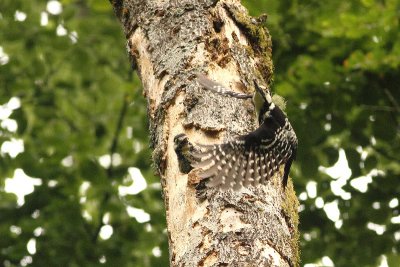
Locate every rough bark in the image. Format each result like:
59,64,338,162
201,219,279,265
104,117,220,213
110,0,299,266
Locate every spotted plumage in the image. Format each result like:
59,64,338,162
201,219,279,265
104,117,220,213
185,75,297,190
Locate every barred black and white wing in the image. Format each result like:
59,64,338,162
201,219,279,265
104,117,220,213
191,74,297,190
192,120,297,190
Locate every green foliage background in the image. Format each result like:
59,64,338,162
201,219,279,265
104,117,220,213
0,0,399,266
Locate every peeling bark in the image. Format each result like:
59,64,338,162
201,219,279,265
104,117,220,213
110,0,299,266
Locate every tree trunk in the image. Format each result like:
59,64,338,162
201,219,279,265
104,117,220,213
110,0,299,266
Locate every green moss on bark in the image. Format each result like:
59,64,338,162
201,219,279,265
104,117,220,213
282,178,300,267
223,3,274,85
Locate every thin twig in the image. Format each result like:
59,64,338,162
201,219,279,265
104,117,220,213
360,105,397,112
92,93,129,243
383,88,400,113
